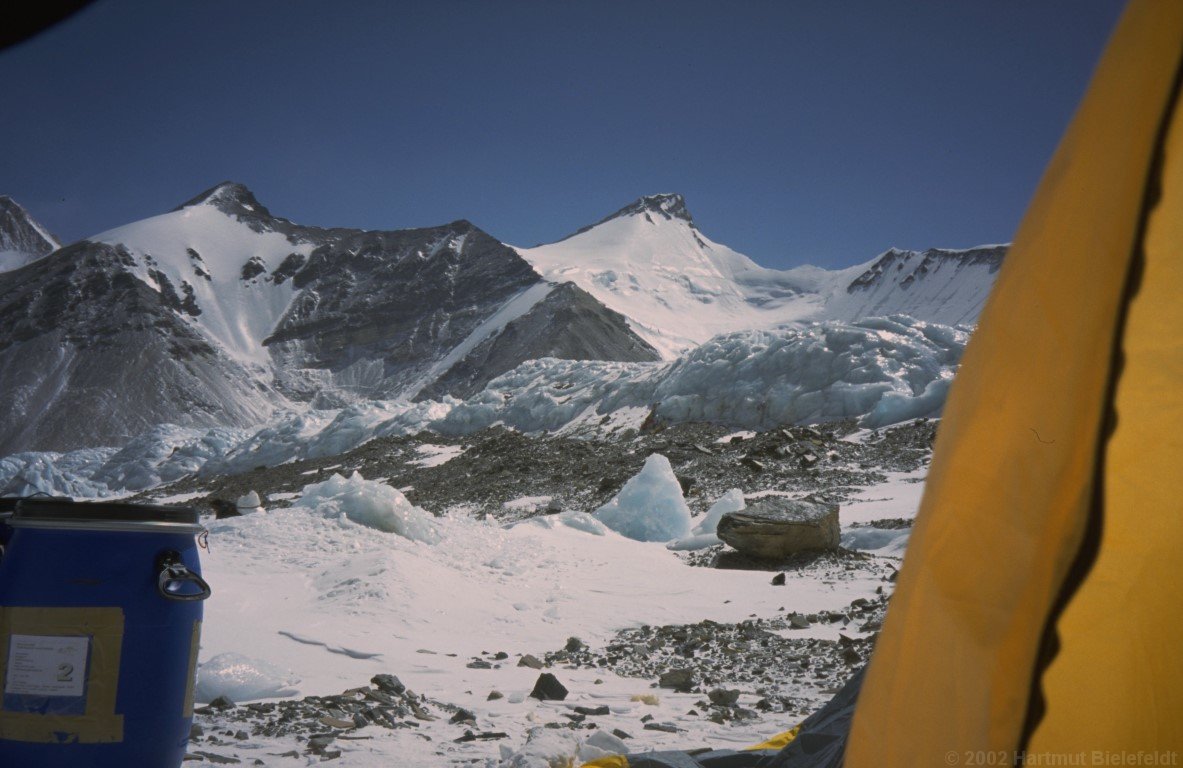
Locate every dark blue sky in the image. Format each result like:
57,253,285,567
1,1,1124,269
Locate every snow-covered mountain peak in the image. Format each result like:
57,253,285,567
517,194,821,358
0,195,59,272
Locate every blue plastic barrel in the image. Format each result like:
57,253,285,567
0,499,210,768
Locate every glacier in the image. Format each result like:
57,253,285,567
0,315,966,498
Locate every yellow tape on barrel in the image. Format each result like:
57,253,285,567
0,606,125,743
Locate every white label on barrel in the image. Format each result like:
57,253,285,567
4,634,90,697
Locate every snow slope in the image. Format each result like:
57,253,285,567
92,200,316,368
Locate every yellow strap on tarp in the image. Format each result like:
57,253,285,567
742,724,801,751
579,723,800,767
582,756,630,768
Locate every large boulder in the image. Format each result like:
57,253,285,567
716,498,839,558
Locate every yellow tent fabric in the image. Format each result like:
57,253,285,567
847,0,1183,763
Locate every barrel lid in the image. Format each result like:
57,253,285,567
12,499,201,531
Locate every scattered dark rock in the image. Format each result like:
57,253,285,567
771,572,786,586
741,456,766,472
370,674,405,695
191,752,241,765
707,688,741,707
518,654,545,669
788,614,811,630
449,708,476,724
317,716,354,730
658,668,695,693
574,705,610,716
210,499,241,519
454,730,509,743
529,673,568,701
307,734,336,751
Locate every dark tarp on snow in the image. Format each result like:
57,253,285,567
586,668,863,768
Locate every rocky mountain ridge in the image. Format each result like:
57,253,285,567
0,184,658,454
0,195,59,272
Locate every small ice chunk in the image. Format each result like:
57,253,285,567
195,652,299,703
593,454,692,542
666,532,722,551
518,511,609,536
297,472,440,543
236,490,262,510
500,727,582,768
694,488,746,535
554,511,609,536
579,728,630,761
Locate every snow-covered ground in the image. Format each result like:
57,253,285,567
184,466,924,766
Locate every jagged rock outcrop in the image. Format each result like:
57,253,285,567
0,196,59,272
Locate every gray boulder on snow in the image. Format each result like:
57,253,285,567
716,498,840,558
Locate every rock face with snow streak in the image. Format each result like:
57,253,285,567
823,245,1006,326
0,196,59,272
0,183,658,454
0,239,283,455
415,281,658,401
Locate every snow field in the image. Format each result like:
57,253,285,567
192,469,925,765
